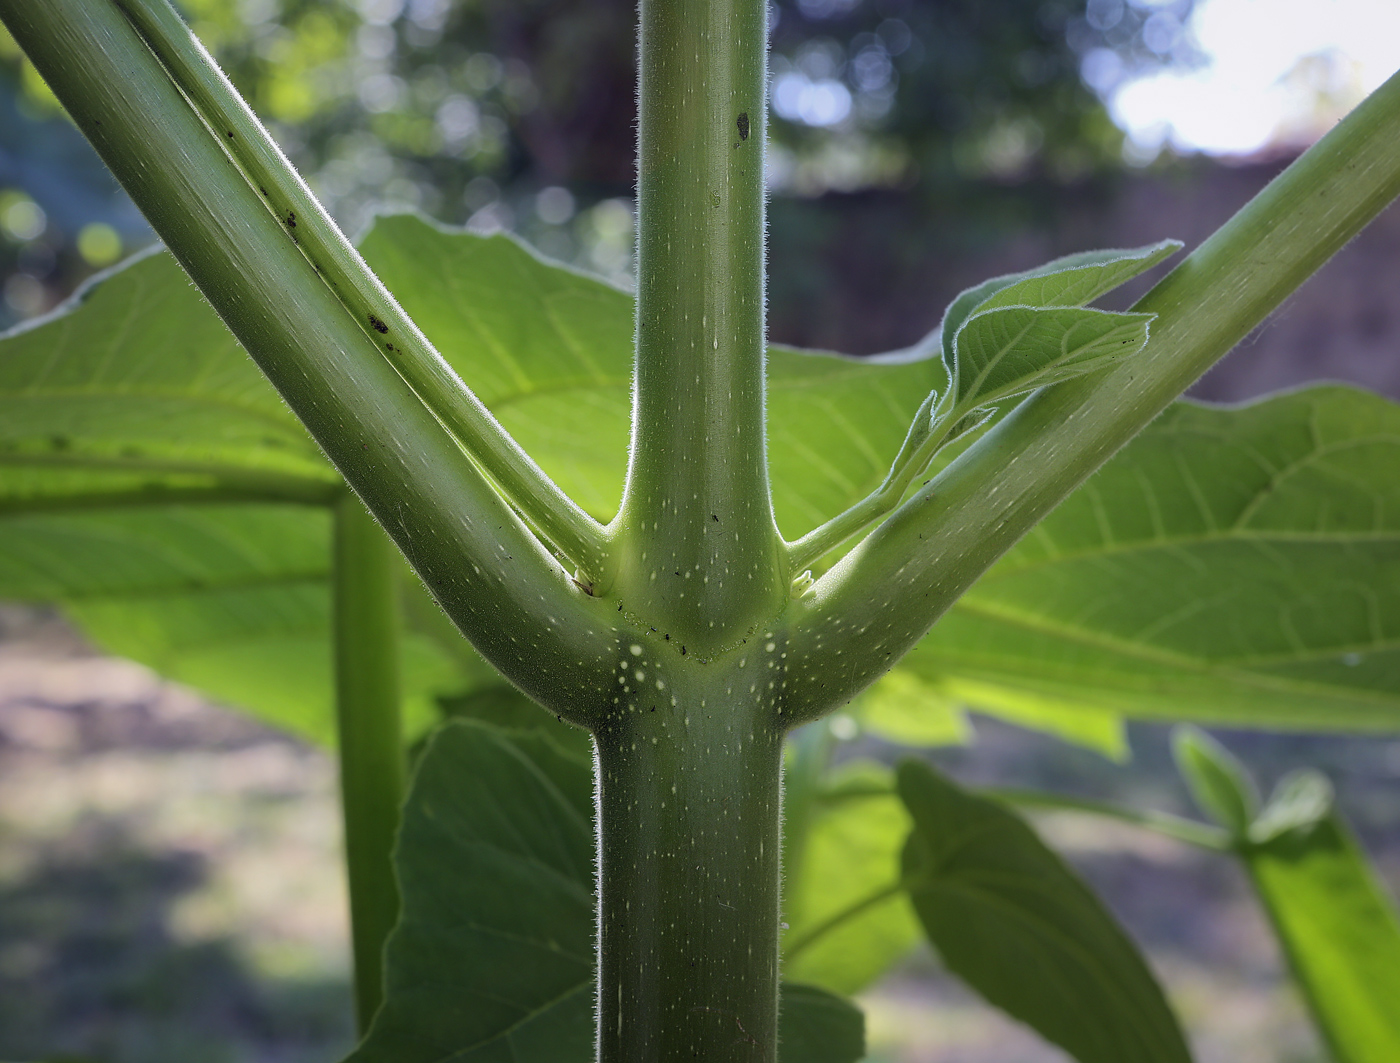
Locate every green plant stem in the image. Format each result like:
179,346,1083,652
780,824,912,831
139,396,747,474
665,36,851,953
815,779,1233,850
0,474,341,513
594,653,784,1063
982,788,1232,850
0,0,616,721
115,0,608,582
613,0,784,647
782,68,1400,723
592,6,786,1052
788,390,949,570
332,494,405,1032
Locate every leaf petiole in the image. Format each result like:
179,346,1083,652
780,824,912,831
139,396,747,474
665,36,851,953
118,0,609,581
782,879,907,963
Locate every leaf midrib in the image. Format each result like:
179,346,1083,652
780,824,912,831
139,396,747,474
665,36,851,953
0,387,310,438
986,526,1400,581
947,595,1400,674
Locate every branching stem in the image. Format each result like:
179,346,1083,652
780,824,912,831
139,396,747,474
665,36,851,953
613,0,784,646
116,0,608,581
0,0,616,721
782,66,1400,724
788,389,952,570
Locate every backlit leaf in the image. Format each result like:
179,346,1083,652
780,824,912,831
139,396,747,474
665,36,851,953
783,761,921,994
949,305,1152,410
937,240,1180,369
7,221,1399,748
1243,799,1400,1062
907,387,1400,732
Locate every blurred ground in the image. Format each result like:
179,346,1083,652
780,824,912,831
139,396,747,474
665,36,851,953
3,603,1399,1063
0,606,355,1063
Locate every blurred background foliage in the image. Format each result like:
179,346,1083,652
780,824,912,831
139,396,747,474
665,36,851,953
0,0,1202,335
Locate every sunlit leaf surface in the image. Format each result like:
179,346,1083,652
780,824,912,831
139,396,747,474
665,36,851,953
3,218,1398,745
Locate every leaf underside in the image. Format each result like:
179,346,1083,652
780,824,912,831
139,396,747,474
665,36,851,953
1243,812,1400,1063
782,760,921,994
1,218,1398,747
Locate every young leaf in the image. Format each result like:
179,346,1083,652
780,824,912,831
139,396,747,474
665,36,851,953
896,759,1193,1063
949,305,1153,412
1172,727,1258,836
936,240,1181,368
975,240,1183,314
355,720,864,1063
1248,769,1333,843
1243,804,1400,1062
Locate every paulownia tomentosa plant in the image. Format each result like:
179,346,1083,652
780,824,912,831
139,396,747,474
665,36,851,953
3,0,1400,1060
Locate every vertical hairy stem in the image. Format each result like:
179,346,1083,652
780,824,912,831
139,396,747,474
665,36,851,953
333,494,405,1031
614,0,784,647
779,720,835,905
595,2,789,1055
594,645,785,1062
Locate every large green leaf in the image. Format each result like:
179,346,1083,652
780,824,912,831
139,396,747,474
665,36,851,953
0,249,334,505
359,218,636,522
855,671,970,748
0,500,454,744
352,719,864,1063
9,220,1400,743
859,670,1127,758
0,247,461,743
896,759,1192,1063
907,387,1400,731
348,719,596,1063
777,984,866,1063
